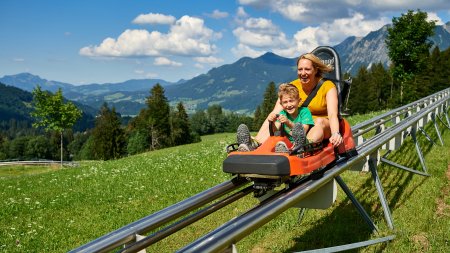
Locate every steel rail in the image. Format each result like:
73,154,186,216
352,90,449,138
177,90,450,253
69,177,248,253
119,185,255,253
352,89,449,132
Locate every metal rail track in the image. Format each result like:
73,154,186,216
70,88,450,253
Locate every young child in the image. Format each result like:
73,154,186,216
267,83,314,153
236,83,313,153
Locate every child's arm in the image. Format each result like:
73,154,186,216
277,114,293,129
267,112,282,131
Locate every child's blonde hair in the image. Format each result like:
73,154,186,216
278,83,300,101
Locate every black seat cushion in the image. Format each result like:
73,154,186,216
223,155,291,176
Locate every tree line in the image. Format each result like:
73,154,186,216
0,83,254,161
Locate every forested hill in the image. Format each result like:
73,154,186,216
0,82,95,132
0,82,33,122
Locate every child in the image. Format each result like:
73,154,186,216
267,83,314,153
236,83,313,153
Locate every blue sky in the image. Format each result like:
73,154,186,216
1,0,449,85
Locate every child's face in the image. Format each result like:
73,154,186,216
280,95,300,115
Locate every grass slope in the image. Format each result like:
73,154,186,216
0,112,449,252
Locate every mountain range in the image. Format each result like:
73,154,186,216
1,22,449,116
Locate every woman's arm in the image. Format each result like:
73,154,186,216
326,87,342,146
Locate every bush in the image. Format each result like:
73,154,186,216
127,131,149,155
8,136,31,159
25,135,51,159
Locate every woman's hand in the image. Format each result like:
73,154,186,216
329,132,343,147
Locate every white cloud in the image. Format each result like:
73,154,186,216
146,72,159,78
273,2,309,22
272,47,298,58
231,43,265,58
238,0,269,8
13,58,25,62
232,15,295,58
80,15,221,58
206,10,229,19
233,17,290,48
132,13,176,25
134,69,158,79
292,26,321,55
426,12,444,25
238,0,260,4
194,56,224,64
232,8,391,58
154,57,182,67
239,0,450,24
292,12,389,53
322,12,389,44
366,0,450,11
236,7,248,19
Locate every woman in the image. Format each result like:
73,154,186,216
255,53,343,147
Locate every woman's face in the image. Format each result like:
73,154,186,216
297,58,317,85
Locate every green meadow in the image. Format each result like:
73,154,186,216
1,112,449,252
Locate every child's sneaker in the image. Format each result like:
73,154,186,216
237,124,253,151
275,141,289,153
291,123,306,154
238,143,251,152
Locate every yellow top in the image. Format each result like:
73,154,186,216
291,79,336,119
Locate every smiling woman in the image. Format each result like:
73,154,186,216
255,52,342,147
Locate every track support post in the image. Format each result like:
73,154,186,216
431,112,444,145
410,127,429,174
335,176,378,232
367,157,394,230
418,127,437,146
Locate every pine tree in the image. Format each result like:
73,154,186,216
252,105,262,131
92,103,126,160
126,108,150,154
207,105,227,133
428,46,450,94
366,63,392,111
439,47,450,92
171,102,193,145
261,82,278,117
254,82,278,128
146,84,171,149
190,110,211,136
348,66,370,114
